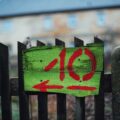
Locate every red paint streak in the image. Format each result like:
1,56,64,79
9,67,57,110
67,85,96,91
33,80,63,92
59,48,66,81
44,58,58,71
82,48,96,81
67,48,82,81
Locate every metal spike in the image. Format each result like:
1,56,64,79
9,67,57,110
55,38,65,47
94,36,103,44
74,37,84,47
37,40,45,46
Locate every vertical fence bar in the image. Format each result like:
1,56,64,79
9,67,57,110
94,37,104,120
74,37,85,120
0,43,12,120
94,71,104,120
18,42,30,120
55,38,66,120
37,40,48,120
112,46,120,120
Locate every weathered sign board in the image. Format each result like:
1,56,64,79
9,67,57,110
23,43,103,97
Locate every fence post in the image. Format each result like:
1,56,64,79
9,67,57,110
18,42,30,120
37,40,48,120
0,43,12,120
55,38,66,120
112,46,120,120
74,37,85,120
94,37,104,120
94,71,104,120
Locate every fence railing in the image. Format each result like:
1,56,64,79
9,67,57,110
0,37,117,120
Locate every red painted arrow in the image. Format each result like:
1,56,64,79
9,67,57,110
67,85,96,91
33,80,63,92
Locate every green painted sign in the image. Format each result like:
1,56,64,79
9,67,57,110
23,44,103,97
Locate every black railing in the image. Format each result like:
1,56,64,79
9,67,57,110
0,37,114,120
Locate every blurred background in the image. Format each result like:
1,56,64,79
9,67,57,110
0,0,120,120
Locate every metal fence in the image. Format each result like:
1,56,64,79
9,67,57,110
0,37,118,120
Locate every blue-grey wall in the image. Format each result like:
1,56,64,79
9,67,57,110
0,0,120,17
